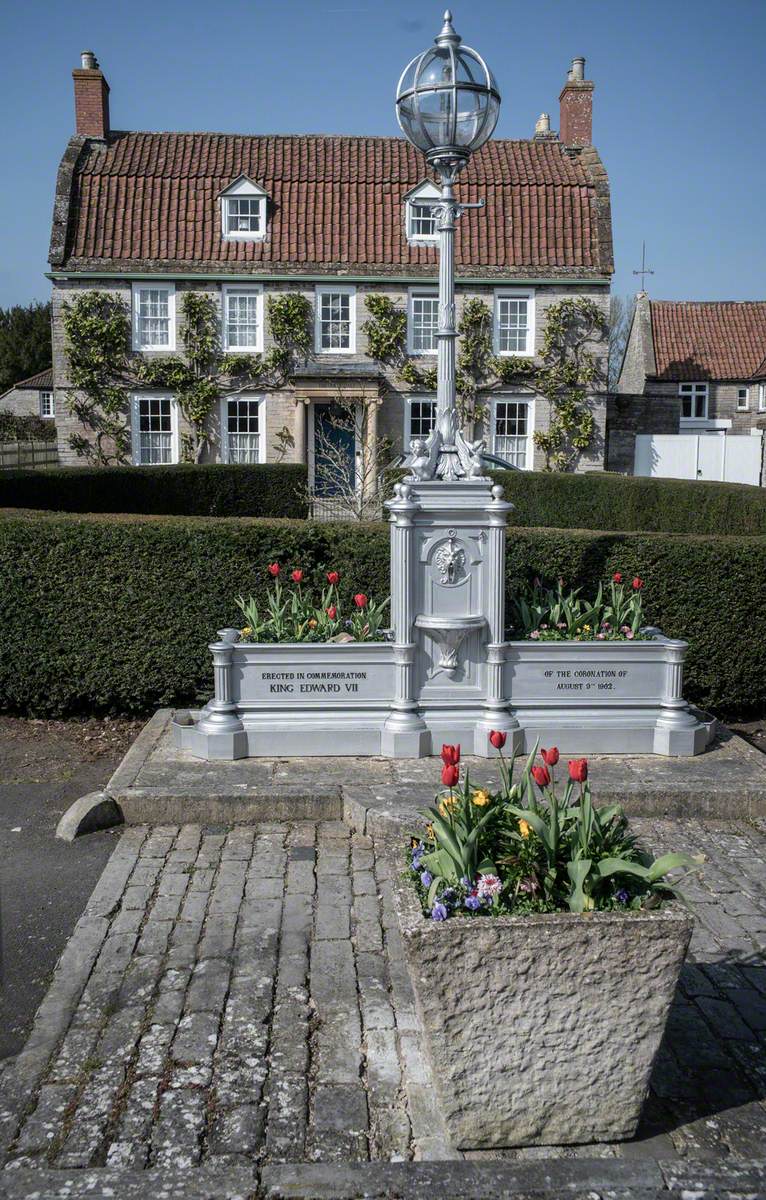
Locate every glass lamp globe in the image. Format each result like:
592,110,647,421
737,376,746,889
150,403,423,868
395,9,500,171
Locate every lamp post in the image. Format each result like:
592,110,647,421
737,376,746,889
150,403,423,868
396,10,500,482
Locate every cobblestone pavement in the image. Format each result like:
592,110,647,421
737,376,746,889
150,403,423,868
0,816,765,1183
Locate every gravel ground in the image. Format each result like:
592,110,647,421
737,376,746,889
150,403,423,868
0,717,144,1059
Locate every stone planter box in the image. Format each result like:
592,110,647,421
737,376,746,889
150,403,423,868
175,632,395,759
505,632,709,756
391,863,692,1148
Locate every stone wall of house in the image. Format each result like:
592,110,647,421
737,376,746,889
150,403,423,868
0,387,44,418
605,392,681,474
637,378,766,434
51,277,610,474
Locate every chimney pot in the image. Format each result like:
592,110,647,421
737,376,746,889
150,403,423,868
534,112,551,136
571,56,585,81
73,52,110,139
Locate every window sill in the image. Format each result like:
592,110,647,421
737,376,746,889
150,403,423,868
222,232,266,242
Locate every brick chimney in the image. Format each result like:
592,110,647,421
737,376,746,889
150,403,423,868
559,57,593,146
73,51,110,139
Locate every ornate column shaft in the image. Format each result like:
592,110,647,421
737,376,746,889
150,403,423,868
197,629,244,734
383,483,426,742
436,180,459,450
294,397,307,465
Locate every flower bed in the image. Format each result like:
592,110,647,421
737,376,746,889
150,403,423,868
236,564,389,643
510,571,648,641
390,744,697,1146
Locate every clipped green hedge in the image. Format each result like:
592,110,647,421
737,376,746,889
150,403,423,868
1,509,764,720
0,463,308,519
492,470,766,536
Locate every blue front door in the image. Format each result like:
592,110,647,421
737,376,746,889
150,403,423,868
313,403,355,496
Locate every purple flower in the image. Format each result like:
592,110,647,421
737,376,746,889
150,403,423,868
616,888,630,904
431,902,448,921
420,870,432,888
464,895,481,910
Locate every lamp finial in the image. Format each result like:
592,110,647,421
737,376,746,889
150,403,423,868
436,9,460,45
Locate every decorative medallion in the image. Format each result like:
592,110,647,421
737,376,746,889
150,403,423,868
433,532,467,586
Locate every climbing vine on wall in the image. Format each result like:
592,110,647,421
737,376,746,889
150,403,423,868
63,290,312,464
361,292,606,470
61,292,133,465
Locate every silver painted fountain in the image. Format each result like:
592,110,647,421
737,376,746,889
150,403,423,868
174,11,709,761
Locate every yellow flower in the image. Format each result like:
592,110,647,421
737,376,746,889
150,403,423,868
438,794,459,818
583,624,591,632
425,822,434,840
471,789,491,807
241,626,252,638
518,819,531,838
308,619,318,628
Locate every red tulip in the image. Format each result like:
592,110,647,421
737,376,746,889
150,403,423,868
489,730,507,750
531,764,551,789
441,744,461,766
441,763,459,788
291,569,303,583
568,758,588,783
327,605,337,620
354,593,368,608
541,746,559,766
267,562,280,577
632,577,644,590
327,571,340,585
612,572,623,583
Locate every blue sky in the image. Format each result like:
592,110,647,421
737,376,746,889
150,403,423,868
1,0,764,308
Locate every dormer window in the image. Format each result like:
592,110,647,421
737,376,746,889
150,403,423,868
405,181,440,244
220,176,268,241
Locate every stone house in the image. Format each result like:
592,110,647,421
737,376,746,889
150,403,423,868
0,368,55,422
612,293,766,473
47,51,613,484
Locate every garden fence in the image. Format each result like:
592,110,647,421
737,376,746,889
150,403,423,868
0,441,59,471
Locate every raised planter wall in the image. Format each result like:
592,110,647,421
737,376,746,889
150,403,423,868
174,630,710,759
506,634,709,755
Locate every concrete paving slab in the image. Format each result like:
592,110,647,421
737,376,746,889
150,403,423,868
106,710,766,828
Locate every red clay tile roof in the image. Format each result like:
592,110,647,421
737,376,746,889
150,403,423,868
52,132,612,278
2,367,53,393
650,301,766,382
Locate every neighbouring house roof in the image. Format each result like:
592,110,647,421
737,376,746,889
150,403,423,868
0,367,53,401
49,132,613,279
650,301,766,382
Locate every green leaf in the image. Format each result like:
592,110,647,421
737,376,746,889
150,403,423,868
567,858,592,913
645,852,701,883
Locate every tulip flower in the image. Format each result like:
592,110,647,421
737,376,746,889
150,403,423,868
267,562,280,577
612,572,623,583
354,593,368,608
327,571,340,585
531,764,550,789
327,605,337,620
291,569,303,583
440,744,460,766
441,763,459,788
632,577,644,590
568,758,588,783
489,730,507,750
541,746,559,766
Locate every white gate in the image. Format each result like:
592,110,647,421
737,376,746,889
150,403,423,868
634,433,763,486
